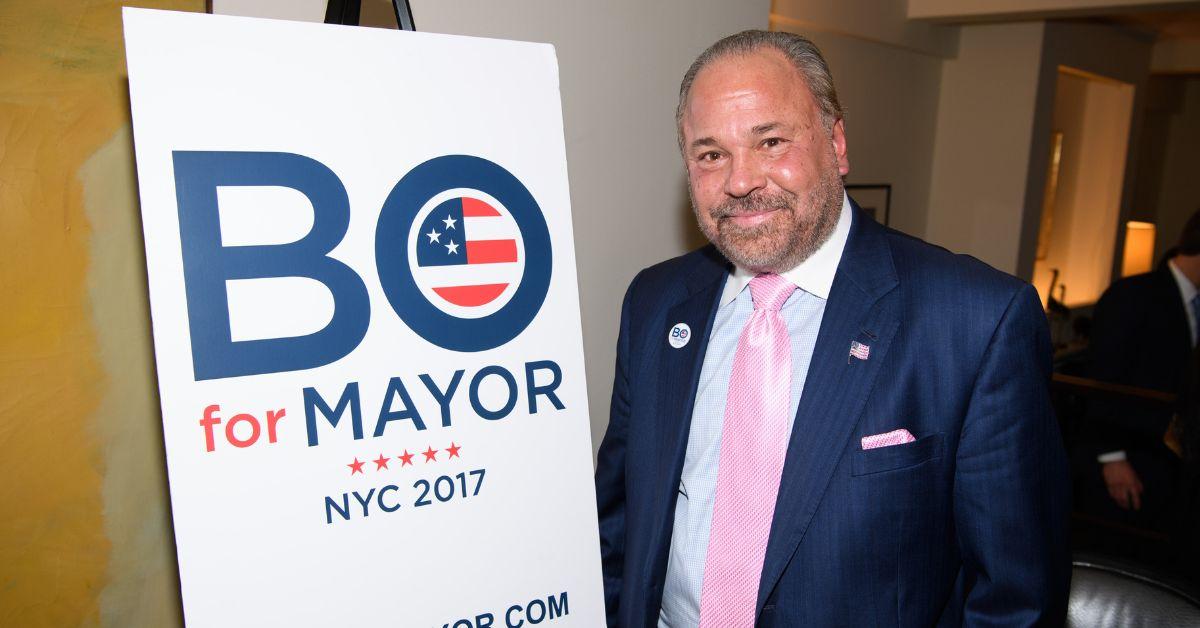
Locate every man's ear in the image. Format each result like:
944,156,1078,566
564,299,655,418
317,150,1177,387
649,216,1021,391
831,118,849,177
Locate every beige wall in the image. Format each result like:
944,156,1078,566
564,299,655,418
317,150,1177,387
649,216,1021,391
1153,38,1200,74
1139,75,1200,263
771,0,956,56
210,0,325,19
925,22,1047,274
771,4,1157,288
910,0,1200,21
924,20,1152,280
800,31,946,238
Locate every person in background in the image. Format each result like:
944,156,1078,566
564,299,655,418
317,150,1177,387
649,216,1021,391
1084,209,1200,530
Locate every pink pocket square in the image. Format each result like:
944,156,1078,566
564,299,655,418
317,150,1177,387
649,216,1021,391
861,428,916,450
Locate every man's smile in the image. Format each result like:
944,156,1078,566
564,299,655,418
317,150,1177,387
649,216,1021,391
717,207,779,229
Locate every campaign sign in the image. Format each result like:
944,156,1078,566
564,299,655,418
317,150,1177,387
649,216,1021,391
123,8,603,626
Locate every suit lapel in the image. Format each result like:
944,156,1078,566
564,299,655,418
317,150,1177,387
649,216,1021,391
756,206,901,615
644,248,728,599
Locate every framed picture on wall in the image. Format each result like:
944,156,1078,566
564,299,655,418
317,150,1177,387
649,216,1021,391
846,183,891,227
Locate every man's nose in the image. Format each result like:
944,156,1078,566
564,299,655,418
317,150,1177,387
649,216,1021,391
724,152,766,198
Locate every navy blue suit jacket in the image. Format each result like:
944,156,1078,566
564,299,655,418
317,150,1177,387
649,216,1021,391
594,205,1070,627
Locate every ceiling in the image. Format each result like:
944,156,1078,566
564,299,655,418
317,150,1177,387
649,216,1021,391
1107,9,1200,39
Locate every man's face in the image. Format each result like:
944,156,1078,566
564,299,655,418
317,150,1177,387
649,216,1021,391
681,49,849,273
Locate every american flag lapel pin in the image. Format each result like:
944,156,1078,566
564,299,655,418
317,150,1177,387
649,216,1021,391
849,340,870,363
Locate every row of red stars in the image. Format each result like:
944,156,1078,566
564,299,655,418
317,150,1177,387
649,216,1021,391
347,442,462,475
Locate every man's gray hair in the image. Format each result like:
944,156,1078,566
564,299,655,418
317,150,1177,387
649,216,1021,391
676,30,843,146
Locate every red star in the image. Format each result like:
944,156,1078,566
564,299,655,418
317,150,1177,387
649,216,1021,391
347,457,365,475
446,442,461,459
398,450,414,467
422,446,438,462
373,454,390,470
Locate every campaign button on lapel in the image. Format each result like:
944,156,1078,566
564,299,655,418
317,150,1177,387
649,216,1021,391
668,323,691,349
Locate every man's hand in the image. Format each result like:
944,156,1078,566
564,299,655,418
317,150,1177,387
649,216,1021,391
1102,460,1143,510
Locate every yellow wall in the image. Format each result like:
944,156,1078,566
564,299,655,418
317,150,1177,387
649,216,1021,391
0,2,199,626
1032,71,1135,308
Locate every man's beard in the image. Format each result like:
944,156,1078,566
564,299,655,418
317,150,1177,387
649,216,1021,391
694,167,843,274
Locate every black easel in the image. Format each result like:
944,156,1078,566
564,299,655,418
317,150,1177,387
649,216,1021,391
392,0,415,31
324,0,416,31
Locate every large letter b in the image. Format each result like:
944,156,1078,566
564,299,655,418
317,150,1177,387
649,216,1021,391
172,151,368,380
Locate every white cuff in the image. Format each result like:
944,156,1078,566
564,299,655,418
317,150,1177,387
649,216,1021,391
1097,450,1127,463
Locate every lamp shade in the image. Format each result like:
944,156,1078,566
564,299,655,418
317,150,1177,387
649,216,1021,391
1121,221,1156,277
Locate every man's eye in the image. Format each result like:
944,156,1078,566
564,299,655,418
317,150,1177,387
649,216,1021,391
697,151,722,162
762,137,786,149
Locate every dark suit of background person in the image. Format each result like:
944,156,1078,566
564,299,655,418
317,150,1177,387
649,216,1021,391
1083,241,1199,528
594,31,1070,627
1174,347,1200,568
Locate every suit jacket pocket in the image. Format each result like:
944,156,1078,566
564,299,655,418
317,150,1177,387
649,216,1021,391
851,432,944,476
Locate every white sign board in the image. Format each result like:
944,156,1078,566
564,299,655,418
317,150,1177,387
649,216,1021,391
123,8,603,626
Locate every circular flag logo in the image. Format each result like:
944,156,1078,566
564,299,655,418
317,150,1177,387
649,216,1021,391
376,155,552,352
407,188,525,319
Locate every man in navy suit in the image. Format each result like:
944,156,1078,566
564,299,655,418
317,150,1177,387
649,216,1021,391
594,30,1070,626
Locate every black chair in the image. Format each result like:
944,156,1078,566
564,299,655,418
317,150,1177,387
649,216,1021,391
1068,556,1200,627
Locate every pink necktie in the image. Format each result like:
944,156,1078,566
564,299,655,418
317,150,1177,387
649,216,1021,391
697,273,796,628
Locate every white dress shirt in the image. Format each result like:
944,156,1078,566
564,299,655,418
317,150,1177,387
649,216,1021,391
658,193,852,627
